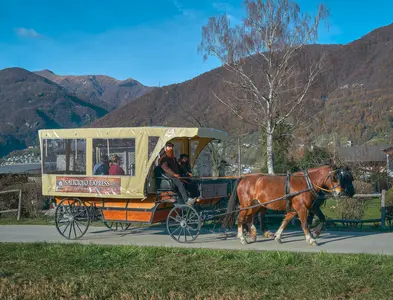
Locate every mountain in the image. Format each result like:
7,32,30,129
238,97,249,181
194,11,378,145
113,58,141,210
34,70,153,109
0,68,110,156
93,23,393,150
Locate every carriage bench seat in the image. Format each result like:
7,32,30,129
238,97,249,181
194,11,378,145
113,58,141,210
154,166,176,192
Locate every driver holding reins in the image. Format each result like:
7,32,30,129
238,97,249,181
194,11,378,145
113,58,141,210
159,142,196,206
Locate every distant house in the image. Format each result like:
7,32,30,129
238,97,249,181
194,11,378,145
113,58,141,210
336,144,393,192
337,145,393,171
0,163,41,175
336,144,393,173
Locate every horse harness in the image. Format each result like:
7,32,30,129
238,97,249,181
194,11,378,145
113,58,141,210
284,168,339,212
284,171,292,212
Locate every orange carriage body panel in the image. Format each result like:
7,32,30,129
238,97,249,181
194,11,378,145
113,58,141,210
55,195,176,224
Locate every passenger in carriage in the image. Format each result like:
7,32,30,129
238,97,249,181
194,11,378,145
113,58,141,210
158,142,196,206
109,154,125,175
93,154,110,175
178,154,199,198
178,154,192,174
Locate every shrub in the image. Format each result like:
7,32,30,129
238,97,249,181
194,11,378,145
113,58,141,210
334,197,371,227
352,180,372,194
385,188,393,218
0,182,46,218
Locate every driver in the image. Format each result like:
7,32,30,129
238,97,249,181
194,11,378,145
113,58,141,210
158,142,196,206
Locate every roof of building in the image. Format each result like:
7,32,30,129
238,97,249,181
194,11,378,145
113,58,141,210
337,144,390,163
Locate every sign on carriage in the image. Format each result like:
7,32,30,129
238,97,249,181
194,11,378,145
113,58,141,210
55,176,121,195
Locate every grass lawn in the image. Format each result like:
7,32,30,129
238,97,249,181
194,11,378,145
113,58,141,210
1,243,393,299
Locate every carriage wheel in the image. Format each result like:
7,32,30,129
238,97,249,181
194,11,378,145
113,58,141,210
104,221,131,231
55,198,90,240
166,205,201,243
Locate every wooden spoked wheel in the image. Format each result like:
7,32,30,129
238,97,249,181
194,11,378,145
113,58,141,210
104,221,131,231
166,205,201,243
55,198,90,240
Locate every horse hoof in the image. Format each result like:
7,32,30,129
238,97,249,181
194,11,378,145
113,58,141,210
275,237,282,244
250,236,257,243
309,240,318,246
263,231,274,238
240,238,248,245
312,231,321,238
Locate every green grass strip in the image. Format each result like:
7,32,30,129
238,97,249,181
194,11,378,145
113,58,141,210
0,243,393,299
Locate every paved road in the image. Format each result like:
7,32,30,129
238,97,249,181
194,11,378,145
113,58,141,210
1,225,392,255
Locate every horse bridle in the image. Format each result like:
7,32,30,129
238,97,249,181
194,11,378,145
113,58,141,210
305,168,342,195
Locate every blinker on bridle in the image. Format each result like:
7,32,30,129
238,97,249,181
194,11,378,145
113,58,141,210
311,169,342,194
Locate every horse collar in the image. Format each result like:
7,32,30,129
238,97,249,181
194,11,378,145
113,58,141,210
304,169,318,197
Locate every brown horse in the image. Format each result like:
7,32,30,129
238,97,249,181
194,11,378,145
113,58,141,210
223,165,355,246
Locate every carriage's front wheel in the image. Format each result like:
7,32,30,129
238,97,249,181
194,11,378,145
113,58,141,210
55,198,90,240
166,205,201,243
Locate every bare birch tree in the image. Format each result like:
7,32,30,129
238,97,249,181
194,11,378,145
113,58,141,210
199,0,329,174
179,103,243,176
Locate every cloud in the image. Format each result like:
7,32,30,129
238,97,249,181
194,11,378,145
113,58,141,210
14,28,42,38
172,0,195,18
212,2,233,12
211,2,242,25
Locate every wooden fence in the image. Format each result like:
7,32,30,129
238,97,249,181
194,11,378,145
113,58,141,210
265,190,391,229
0,189,22,220
327,191,389,229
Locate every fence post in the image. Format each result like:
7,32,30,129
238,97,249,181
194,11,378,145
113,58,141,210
381,189,386,229
17,189,22,221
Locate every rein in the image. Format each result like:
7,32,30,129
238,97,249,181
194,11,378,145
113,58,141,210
304,168,341,195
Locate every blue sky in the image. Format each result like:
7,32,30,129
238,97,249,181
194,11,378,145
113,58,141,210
0,0,392,86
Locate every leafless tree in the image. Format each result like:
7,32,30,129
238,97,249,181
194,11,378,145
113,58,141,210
199,0,329,174
179,103,247,176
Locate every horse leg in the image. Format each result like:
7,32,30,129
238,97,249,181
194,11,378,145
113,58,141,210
236,210,248,244
310,202,327,238
258,208,274,238
297,206,318,246
247,214,257,243
274,211,297,244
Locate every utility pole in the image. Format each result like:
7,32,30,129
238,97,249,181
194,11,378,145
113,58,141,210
238,136,241,176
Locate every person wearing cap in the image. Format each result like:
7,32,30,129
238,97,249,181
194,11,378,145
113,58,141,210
178,154,192,175
93,154,110,175
158,142,196,205
178,153,199,198
109,154,125,175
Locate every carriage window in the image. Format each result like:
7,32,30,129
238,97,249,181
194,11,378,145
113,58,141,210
43,139,86,174
172,141,181,159
148,136,160,160
190,140,199,158
92,139,136,176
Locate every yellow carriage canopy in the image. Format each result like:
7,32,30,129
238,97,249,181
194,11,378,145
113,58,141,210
39,127,228,199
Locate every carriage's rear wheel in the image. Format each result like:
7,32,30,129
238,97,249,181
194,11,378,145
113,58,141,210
104,221,131,231
55,198,90,240
166,205,201,243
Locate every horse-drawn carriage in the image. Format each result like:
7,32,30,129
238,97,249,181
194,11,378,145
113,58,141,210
39,126,355,245
39,127,238,243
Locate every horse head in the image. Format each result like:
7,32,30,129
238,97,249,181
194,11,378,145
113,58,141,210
335,166,355,197
322,166,355,198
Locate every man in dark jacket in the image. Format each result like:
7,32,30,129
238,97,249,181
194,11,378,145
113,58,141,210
178,154,199,198
158,142,196,205
178,154,192,174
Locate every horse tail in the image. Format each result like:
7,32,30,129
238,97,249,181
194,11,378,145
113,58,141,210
222,177,242,229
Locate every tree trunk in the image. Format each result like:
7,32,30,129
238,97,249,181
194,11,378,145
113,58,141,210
266,121,275,175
